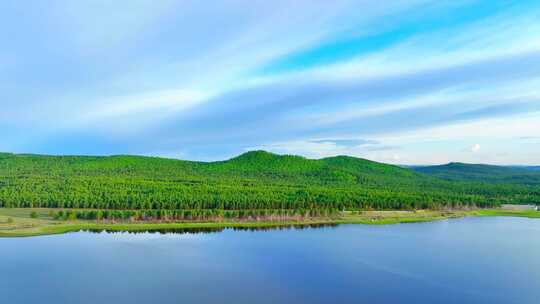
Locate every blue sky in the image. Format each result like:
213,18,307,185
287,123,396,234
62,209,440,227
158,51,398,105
1,0,540,164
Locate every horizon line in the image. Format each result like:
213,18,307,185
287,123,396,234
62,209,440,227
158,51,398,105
1,150,538,167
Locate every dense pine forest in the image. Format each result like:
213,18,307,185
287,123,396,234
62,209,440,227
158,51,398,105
0,151,539,212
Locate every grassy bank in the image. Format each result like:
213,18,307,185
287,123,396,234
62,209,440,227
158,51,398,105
472,209,540,218
0,208,538,237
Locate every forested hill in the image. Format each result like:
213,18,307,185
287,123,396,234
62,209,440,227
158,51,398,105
0,151,538,211
414,162,540,185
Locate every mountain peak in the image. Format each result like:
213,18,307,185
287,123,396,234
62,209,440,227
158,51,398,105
230,150,280,161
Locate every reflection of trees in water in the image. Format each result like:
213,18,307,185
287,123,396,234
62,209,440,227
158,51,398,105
82,223,339,235
83,227,224,235
231,223,339,232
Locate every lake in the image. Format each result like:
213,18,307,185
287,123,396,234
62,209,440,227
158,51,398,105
1,217,539,304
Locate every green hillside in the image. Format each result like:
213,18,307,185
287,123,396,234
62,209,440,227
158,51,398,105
414,162,540,185
0,151,538,212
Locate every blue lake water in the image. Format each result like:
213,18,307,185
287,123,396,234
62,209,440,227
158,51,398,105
1,217,539,304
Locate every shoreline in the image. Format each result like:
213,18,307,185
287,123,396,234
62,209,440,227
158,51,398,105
1,209,539,238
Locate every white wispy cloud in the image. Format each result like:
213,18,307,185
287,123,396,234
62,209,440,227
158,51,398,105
471,144,481,153
77,89,212,127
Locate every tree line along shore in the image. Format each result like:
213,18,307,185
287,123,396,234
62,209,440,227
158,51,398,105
1,207,539,237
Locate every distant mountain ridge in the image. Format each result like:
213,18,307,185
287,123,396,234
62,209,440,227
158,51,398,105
510,166,540,171
413,162,540,185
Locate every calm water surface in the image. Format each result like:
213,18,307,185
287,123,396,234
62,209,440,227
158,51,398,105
1,217,539,304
